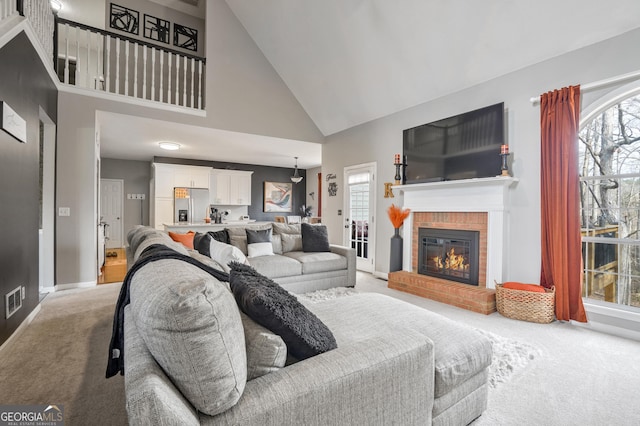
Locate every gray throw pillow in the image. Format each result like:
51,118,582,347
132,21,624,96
130,260,247,415
229,262,337,360
239,312,287,380
246,228,274,257
301,223,330,252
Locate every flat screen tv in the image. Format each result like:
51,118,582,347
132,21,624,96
403,102,505,184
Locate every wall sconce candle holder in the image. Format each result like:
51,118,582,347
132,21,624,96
500,144,510,176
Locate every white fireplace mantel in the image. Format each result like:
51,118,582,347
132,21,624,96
395,176,518,288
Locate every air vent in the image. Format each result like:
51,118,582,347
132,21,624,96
5,286,22,319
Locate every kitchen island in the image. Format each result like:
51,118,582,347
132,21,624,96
163,221,271,233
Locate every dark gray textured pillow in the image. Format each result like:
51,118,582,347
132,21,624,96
301,223,330,252
194,232,212,257
208,229,230,245
229,262,337,360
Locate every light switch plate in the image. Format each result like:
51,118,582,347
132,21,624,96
59,207,71,216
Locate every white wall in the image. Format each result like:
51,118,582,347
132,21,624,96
322,27,640,283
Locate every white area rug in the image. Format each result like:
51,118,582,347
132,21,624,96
299,287,539,388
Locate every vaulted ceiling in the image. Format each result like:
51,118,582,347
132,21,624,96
226,0,640,136
60,0,640,166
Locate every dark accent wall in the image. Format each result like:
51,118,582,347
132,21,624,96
154,157,307,221
0,32,58,345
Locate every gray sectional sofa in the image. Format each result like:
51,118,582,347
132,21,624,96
121,225,492,425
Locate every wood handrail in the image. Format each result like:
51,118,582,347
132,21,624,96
55,16,206,64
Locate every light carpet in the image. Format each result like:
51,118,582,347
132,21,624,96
1,274,639,425
298,287,541,389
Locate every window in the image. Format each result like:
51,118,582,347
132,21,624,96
579,93,640,310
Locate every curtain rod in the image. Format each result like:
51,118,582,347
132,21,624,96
529,69,640,104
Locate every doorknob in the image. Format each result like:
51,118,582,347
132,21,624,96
117,217,120,220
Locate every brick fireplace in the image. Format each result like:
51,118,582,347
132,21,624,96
388,177,518,314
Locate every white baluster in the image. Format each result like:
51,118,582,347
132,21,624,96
167,53,172,104
75,25,79,86
198,60,203,109
183,55,187,106
159,51,164,102
134,43,138,98
115,39,120,94
190,58,195,108
175,54,180,105
151,47,156,101
86,29,91,88
96,32,102,91
124,40,129,96
142,47,147,100
64,23,69,84
105,35,111,92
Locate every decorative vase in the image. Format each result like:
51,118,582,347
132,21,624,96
389,228,403,272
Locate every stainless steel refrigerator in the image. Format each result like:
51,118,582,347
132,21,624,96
173,187,210,223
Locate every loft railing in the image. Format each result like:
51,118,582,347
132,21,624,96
1,0,54,66
0,0,19,21
55,17,206,110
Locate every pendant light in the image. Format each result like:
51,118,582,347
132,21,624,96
290,157,303,184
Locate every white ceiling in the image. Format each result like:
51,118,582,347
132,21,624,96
97,112,322,169
62,0,640,167
226,0,640,136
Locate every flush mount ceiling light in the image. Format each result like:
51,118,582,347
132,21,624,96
50,0,62,12
290,156,303,184
158,142,180,151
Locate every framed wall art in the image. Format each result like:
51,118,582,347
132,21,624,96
264,182,292,212
0,101,26,143
174,23,198,51
110,3,139,35
144,14,170,44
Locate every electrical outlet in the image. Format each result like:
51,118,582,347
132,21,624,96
59,207,70,217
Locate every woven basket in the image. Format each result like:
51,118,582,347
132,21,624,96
495,283,556,324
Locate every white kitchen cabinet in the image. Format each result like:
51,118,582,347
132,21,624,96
210,170,253,205
154,197,174,230
151,163,212,228
173,166,210,188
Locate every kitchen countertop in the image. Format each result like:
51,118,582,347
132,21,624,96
163,221,271,231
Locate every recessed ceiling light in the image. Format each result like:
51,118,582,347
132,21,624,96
159,142,181,151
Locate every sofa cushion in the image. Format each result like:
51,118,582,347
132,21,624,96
246,228,274,258
271,234,283,255
129,259,247,416
309,293,492,399
284,251,347,275
281,234,303,252
240,312,287,380
272,222,301,235
229,262,337,360
248,254,302,278
207,239,249,273
301,223,330,252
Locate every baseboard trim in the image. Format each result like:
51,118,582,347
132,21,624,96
55,281,97,291
0,304,42,353
373,271,388,281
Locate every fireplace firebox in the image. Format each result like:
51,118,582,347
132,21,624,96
418,228,479,286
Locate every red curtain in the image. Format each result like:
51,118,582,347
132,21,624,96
540,85,587,322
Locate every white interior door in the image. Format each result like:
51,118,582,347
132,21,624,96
101,179,124,248
344,163,376,272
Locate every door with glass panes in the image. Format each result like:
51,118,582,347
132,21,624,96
344,163,376,272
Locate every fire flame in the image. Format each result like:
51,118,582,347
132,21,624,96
433,248,469,271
